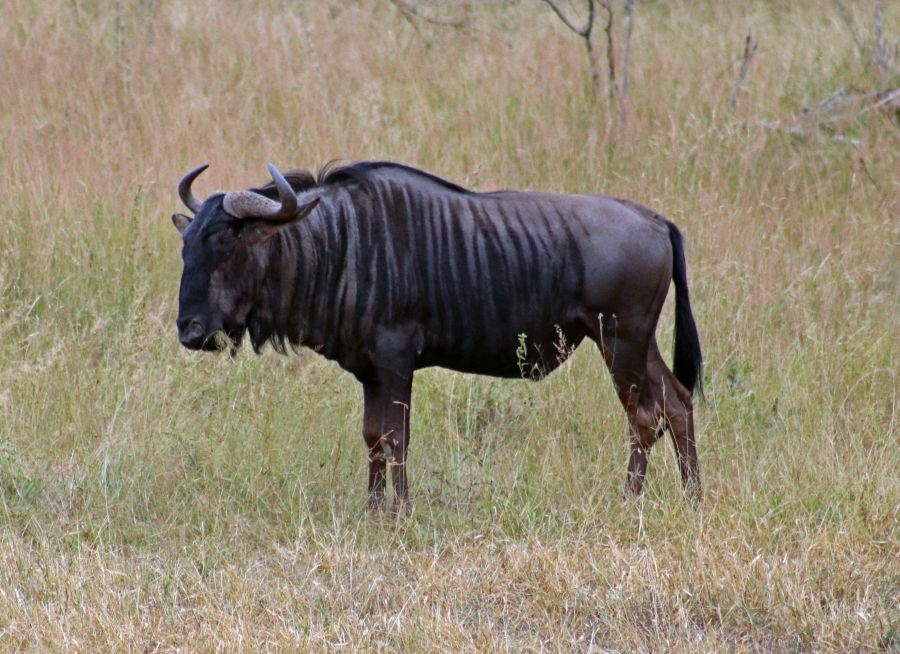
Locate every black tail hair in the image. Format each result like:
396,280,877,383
667,221,704,397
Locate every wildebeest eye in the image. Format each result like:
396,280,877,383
203,225,238,248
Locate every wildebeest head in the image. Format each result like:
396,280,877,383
172,163,320,351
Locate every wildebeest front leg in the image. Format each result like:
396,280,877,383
362,383,388,510
361,370,413,512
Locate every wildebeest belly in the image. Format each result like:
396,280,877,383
416,307,589,379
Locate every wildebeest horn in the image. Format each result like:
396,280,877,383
178,163,209,214
223,163,300,221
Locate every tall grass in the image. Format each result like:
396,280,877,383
0,0,897,650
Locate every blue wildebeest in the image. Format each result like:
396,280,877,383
172,162,703,510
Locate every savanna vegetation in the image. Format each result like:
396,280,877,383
0,0,897,650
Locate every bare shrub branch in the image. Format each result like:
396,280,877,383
598,1,616,104
833,0,867,61
543,0,593,37
873,0,892,88
621,0,634,99
388,0,468,29
730,32,758,110
542,0,603,102
822,0,898,132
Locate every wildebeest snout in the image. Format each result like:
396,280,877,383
177,317,209,350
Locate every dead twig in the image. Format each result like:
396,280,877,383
621,0,634,99
859,87,900,114
542,0,602,102
833,0,867,62
748,120,862,147
387,0,468,29
745,84,899,147
834,0,897,88
598,0,616,104
729,32,758,111
542,0,592,35
810,87,899,128
873,0,891,88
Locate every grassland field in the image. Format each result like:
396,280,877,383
0,0,897,651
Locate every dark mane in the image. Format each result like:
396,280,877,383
323,161,474,195
251,161,474,197
250,169,319,197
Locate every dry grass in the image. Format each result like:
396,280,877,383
0,0,897,651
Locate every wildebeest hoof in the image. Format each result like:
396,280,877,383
391,500,412,517
367,494,386,512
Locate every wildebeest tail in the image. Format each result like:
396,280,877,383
667,221,703,397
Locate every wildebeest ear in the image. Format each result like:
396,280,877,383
241,197,320,245
172,213,192,234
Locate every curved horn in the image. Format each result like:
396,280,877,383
267,163,298,218
178,164,209,214
223,163,299,220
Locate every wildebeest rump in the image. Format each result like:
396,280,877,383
172,161,703,509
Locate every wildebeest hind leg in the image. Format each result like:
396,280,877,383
622,393,663,498
647,342,701,500
587,316,660,497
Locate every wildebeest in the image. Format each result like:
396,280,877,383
172,161,702,510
